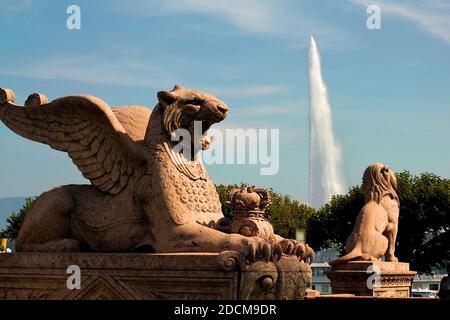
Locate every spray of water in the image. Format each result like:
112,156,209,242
308,36,344,208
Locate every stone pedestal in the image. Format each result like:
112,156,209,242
326,261,416,298
0,252,311,300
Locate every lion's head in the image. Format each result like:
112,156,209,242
156,85,228,155
362,163,399,205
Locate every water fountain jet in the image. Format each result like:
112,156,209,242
308,36,344,208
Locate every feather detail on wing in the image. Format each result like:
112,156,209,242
112,106,151,143
0,89,147,195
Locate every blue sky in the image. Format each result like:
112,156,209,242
0,0,449,205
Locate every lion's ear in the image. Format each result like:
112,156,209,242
173,84,185,91
157,91,176,106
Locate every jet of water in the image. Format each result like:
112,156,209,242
308,36,344,208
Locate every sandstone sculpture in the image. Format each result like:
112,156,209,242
0,86,309,264
227,186,274,239
330,163,399,265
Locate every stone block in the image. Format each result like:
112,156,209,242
0,252,311,300
326,261,416,298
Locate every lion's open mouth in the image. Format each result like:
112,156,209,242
201,120,212,134
193,120,214,151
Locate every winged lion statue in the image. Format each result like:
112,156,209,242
0,85,309,263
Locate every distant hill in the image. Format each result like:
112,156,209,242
0,197,29,229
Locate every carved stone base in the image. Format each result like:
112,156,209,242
0,252,311,300
326,261,416,298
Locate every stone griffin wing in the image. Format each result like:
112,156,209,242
111,106,151,143
0,88,148,195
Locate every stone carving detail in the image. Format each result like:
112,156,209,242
0,252,312,300
330,163,400,265
376,290,409,298
227,186,275,240
217,251,312,300
0,86,313,267
214,186,315,263
0,289,55,300
227,186,271,212
0,84,316,300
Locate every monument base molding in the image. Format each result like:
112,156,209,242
0,252,311,300
326,261,416,298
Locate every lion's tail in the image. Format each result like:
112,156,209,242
329,241,362,267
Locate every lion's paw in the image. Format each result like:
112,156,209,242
224,234,282,262
278,239,315,263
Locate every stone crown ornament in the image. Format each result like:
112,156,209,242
227,186,271,215
226,186,274,241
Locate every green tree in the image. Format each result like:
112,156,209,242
395,171,450,272
0,197,35,239
307,171,450,273
215,183,240,221
265,190,315,239
307,186,364,252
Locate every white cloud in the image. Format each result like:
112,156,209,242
240,105,295,116
162,0,295,35
1,56,172,88
205,84,288,98
1,56,288,99
237,100,307,117
350,0,450,43
114,0,338,40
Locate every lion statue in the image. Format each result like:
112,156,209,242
0,85,307,262
330,163,400,266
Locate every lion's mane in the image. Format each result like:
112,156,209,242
362,163,399,205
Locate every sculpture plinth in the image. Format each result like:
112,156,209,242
326,261,416,298
0,252,311,300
